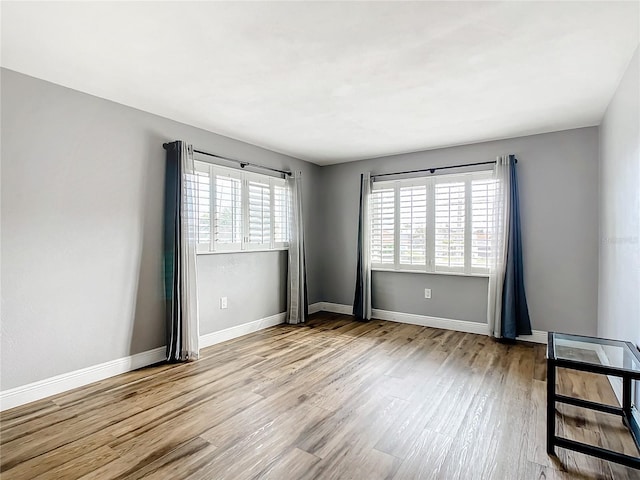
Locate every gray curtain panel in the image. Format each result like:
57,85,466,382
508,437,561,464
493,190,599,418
353,173,372,321
286,171,308,324
501,158,532,339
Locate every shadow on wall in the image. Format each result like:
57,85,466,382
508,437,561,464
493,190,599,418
128,131,168,356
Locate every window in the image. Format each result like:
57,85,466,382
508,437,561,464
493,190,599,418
193,161,289,253
370,171,496,275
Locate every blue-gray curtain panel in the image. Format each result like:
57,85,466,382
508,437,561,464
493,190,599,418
163,141,184,362
501,158,532,339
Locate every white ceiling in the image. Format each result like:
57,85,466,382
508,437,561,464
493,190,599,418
2,2,639,165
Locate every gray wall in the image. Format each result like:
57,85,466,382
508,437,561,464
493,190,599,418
198,251,287,335
373,272,488,323
598,46,639,348
0,69,321,390
320,127,600,335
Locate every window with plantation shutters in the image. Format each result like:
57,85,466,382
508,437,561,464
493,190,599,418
370,187,395,266
193,160,290,253
371,170,496,275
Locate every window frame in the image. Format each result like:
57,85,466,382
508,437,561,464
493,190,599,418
370,170,495,276
193,161,289,255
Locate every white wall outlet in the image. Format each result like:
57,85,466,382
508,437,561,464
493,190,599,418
220,296,228,309
424,288,432,299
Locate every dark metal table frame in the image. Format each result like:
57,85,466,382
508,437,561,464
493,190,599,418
547,332,640,469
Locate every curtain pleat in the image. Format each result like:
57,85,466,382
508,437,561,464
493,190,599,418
164,141,200,361
287,171,308,324
353,172,372,321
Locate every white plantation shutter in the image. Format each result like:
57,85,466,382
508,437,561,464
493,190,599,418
247,178,271,247
214,170,243,250
435,180,466,271
191,164,211,252
273,182,289,246
399,184,427,267
370,187,395,265
183,172,199,245
471,178,497,270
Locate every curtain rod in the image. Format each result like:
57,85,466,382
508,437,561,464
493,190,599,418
163,142,292,177
371,158,516,180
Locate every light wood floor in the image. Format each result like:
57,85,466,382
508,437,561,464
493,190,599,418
1,313,638,479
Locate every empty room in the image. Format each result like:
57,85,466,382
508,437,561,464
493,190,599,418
1,1,639,479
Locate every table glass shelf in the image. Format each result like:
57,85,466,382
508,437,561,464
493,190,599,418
552,333,640,375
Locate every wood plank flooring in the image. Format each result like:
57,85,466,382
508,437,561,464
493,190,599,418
1,313,638,479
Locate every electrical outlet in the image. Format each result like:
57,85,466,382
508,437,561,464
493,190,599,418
424,288,432,299
220,297,228,309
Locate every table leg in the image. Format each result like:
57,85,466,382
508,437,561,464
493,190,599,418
547,358,556,455
623,376,632,423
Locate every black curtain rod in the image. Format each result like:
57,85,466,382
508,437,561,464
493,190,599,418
163,142,292,177
371,158,516,180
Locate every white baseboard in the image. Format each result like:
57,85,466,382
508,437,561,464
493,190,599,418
308,302,323,315
199,312,287,348
312,302,547,344
0,347,166,412
1,312,288,412
310,302,353,316
372,308,489,336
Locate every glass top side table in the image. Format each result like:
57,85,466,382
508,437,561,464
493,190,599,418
547,332,640,469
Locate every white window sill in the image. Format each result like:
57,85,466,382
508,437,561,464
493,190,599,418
197,247,289,256
372,267,489,278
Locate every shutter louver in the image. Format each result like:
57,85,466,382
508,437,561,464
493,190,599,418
399,185,427,266
371,187,395,265
435,181,465,269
